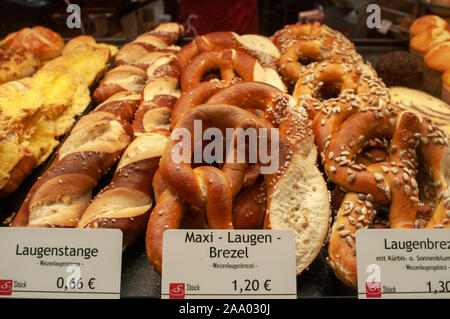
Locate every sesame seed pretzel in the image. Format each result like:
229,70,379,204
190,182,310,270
324,104,450,288
293,62,362,119
272,22,361,84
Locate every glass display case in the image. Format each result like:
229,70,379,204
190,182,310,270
0,0,449,307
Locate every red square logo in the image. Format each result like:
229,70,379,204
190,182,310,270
169,283,185,299
0,280,13,296
366,282,381,298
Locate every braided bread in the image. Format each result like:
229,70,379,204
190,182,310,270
114,22,184,66
11,91,140,227
78,53,181,250
93,65,147,103
92,23,184,104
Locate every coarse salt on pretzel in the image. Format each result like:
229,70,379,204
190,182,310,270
171,79,232,129
114,22,184,66
176,31,280,70
179,49,286,92
146,103,330,275
78,53,182,249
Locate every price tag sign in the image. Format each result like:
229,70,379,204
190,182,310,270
356,229,450,299
161,229,296,299
0,227,122,299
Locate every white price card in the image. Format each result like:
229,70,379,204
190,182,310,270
161,229,296,299
356,229,450,299
0,227,122,299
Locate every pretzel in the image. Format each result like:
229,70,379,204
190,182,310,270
324,104,450,288
93,23,184,104
114,22,184,66
171,81,309,230
278,37,362,84
78,54,181,249
171,80,232,129
179,49,286,92
11,91,140,227
272,22,361,83
294,61,387,119
176,31,280,70
311,92,391,163
146,100,330,275
93,65,147,103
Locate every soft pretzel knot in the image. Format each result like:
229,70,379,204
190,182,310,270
311,92,391,163
294,61,388,119
171,80,232,129
170,81,312,229
146,102,330,275
11,91,140,228
272,22,361,83
115,22,184,66
176,31,280,70
324,104,450,288
180,49,286,93
205,81,312,148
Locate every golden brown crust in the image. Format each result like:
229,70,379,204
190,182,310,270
274,22,362,84
114,22,184,66
409,28,450,54
180,49,261,92
424,41,450,72
176,31,279,70
0,45,39,85
93,65,147,104
1,26,64,61
409,14,449,36
11,92,139,228
78,52,181,250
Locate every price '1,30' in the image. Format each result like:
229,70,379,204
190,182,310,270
232,279,272,294
426,281,450,294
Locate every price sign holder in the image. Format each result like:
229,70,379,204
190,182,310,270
356,229,450,299
0,227,122,299
161,229,297,299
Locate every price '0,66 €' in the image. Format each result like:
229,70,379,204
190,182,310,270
232,279,271,294
56,277,96,291
426,280,450,294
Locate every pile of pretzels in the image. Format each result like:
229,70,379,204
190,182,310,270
9,21,449,292
272,21,450,288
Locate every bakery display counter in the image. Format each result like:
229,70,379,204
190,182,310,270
0,1,449,301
